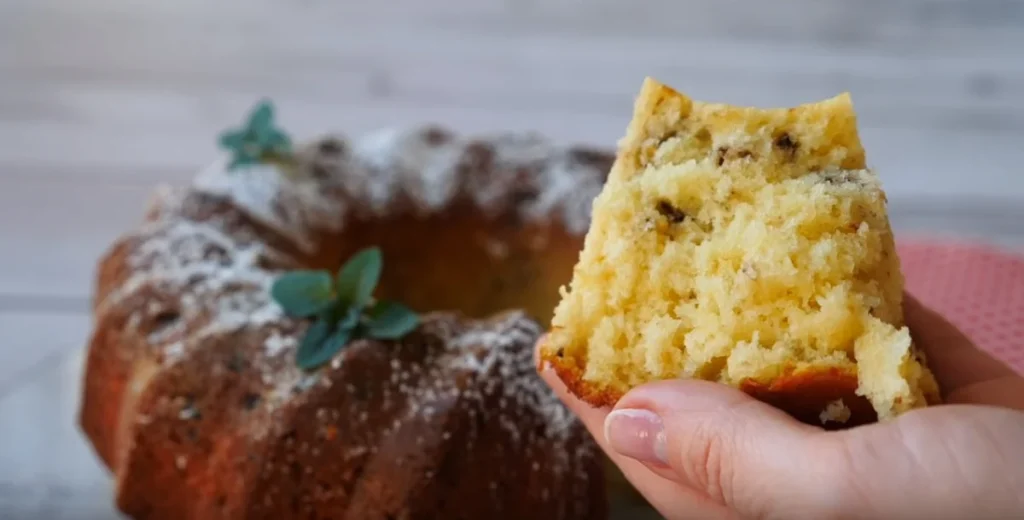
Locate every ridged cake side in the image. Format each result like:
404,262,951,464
80,126,612,519
542,77,939,425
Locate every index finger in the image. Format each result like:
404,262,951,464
534,337,731,519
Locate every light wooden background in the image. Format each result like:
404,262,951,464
1,0,1023,517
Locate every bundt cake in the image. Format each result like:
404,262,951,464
78,101,615,519
540,77,940,427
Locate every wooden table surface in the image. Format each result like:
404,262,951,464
2,0,1023,517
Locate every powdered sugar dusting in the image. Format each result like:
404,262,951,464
193,159,292,242
448,311,581,443
349,127,460,213
343,126,610,228
264,332,295,358
96,206,293,372
193,157,352,254
163,341,185,362
186,127,608,252
530,153,605,234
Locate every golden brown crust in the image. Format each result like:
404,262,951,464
739,367,877,428
541,341,880,429
541,332,941,427
539,339,624,410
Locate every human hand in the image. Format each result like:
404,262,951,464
536,294,1024,519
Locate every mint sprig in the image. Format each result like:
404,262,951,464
218,99,293,170
270,247,420,371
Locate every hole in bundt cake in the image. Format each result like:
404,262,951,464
301,202,584,325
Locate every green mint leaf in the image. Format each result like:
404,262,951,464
271,270,334,317
218,129,246,150
336,247,383,308
365,301,419,340
248,100,274,134
295,319,350,371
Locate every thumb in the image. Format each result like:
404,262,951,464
605,380,843,517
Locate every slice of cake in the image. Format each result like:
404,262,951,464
540,77,940,425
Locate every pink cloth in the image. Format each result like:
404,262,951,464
898,239,1024,374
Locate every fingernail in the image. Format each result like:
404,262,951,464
604,409,669,466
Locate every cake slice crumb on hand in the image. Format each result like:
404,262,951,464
540,77,940,426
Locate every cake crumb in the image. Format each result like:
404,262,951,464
819,399,852,424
